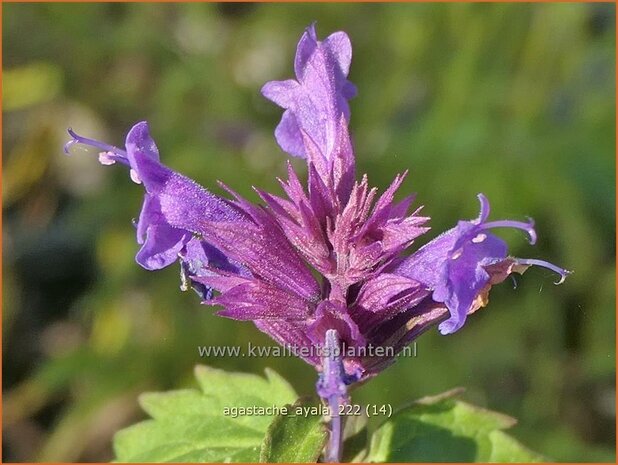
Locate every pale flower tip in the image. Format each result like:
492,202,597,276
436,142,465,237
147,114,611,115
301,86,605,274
324,328,339,347
129,168,142,184
306,21,318,40
63,139,75,155
98,151,117,165
515,258,571,285
525,217,537,245
475,193,491,224
438,320,458,336
64,127,80,154
554,269,573,285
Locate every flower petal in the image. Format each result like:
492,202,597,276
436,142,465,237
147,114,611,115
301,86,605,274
262,24,356,177
125,120,160,162
261,79,300,109
136,224,188,270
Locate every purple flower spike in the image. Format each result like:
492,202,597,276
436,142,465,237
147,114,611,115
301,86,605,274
66,27,570,456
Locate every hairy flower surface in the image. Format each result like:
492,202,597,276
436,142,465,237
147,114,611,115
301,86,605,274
66,24,569,387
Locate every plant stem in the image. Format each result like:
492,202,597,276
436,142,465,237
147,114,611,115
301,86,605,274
317,329,348,463
325,397,343,462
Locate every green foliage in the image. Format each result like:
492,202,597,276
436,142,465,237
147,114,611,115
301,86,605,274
259,399,328,463
366,390,545,463
113,368,546,463
114,366,299,462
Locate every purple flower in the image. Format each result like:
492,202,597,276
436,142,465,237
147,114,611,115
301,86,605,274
66,24,570,462
393,193,568,335
66,123,250,301
261,23,357,204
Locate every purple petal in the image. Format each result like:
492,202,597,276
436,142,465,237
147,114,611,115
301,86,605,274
125,121,160,162
322,31,353,76
125,124,244,230
396,219,508,334
262,24,356,184
273,109,306,159
261,79,300,108
136,224,189,270
193,271,251,294
294,23,319,79
181,239,248,278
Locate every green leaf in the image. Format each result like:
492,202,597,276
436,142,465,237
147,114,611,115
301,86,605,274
367,389,546,463
113,365,297,463
259,398,328,463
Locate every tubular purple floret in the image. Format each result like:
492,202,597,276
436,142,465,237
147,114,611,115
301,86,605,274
515,258,572,284
65,128,127,158
482,218,537,245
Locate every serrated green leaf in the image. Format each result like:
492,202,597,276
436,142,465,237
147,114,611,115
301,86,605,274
113,365,297,463
259,398,328,463
367,390,546,463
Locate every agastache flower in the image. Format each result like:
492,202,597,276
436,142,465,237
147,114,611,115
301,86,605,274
65,24,570,462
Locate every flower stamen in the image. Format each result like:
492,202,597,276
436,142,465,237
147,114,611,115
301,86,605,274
472,233,487,243
482,218,537,245
65,128,128,163
515,258,572,284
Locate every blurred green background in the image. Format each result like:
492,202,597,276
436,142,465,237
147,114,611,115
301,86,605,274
2,2,615,462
